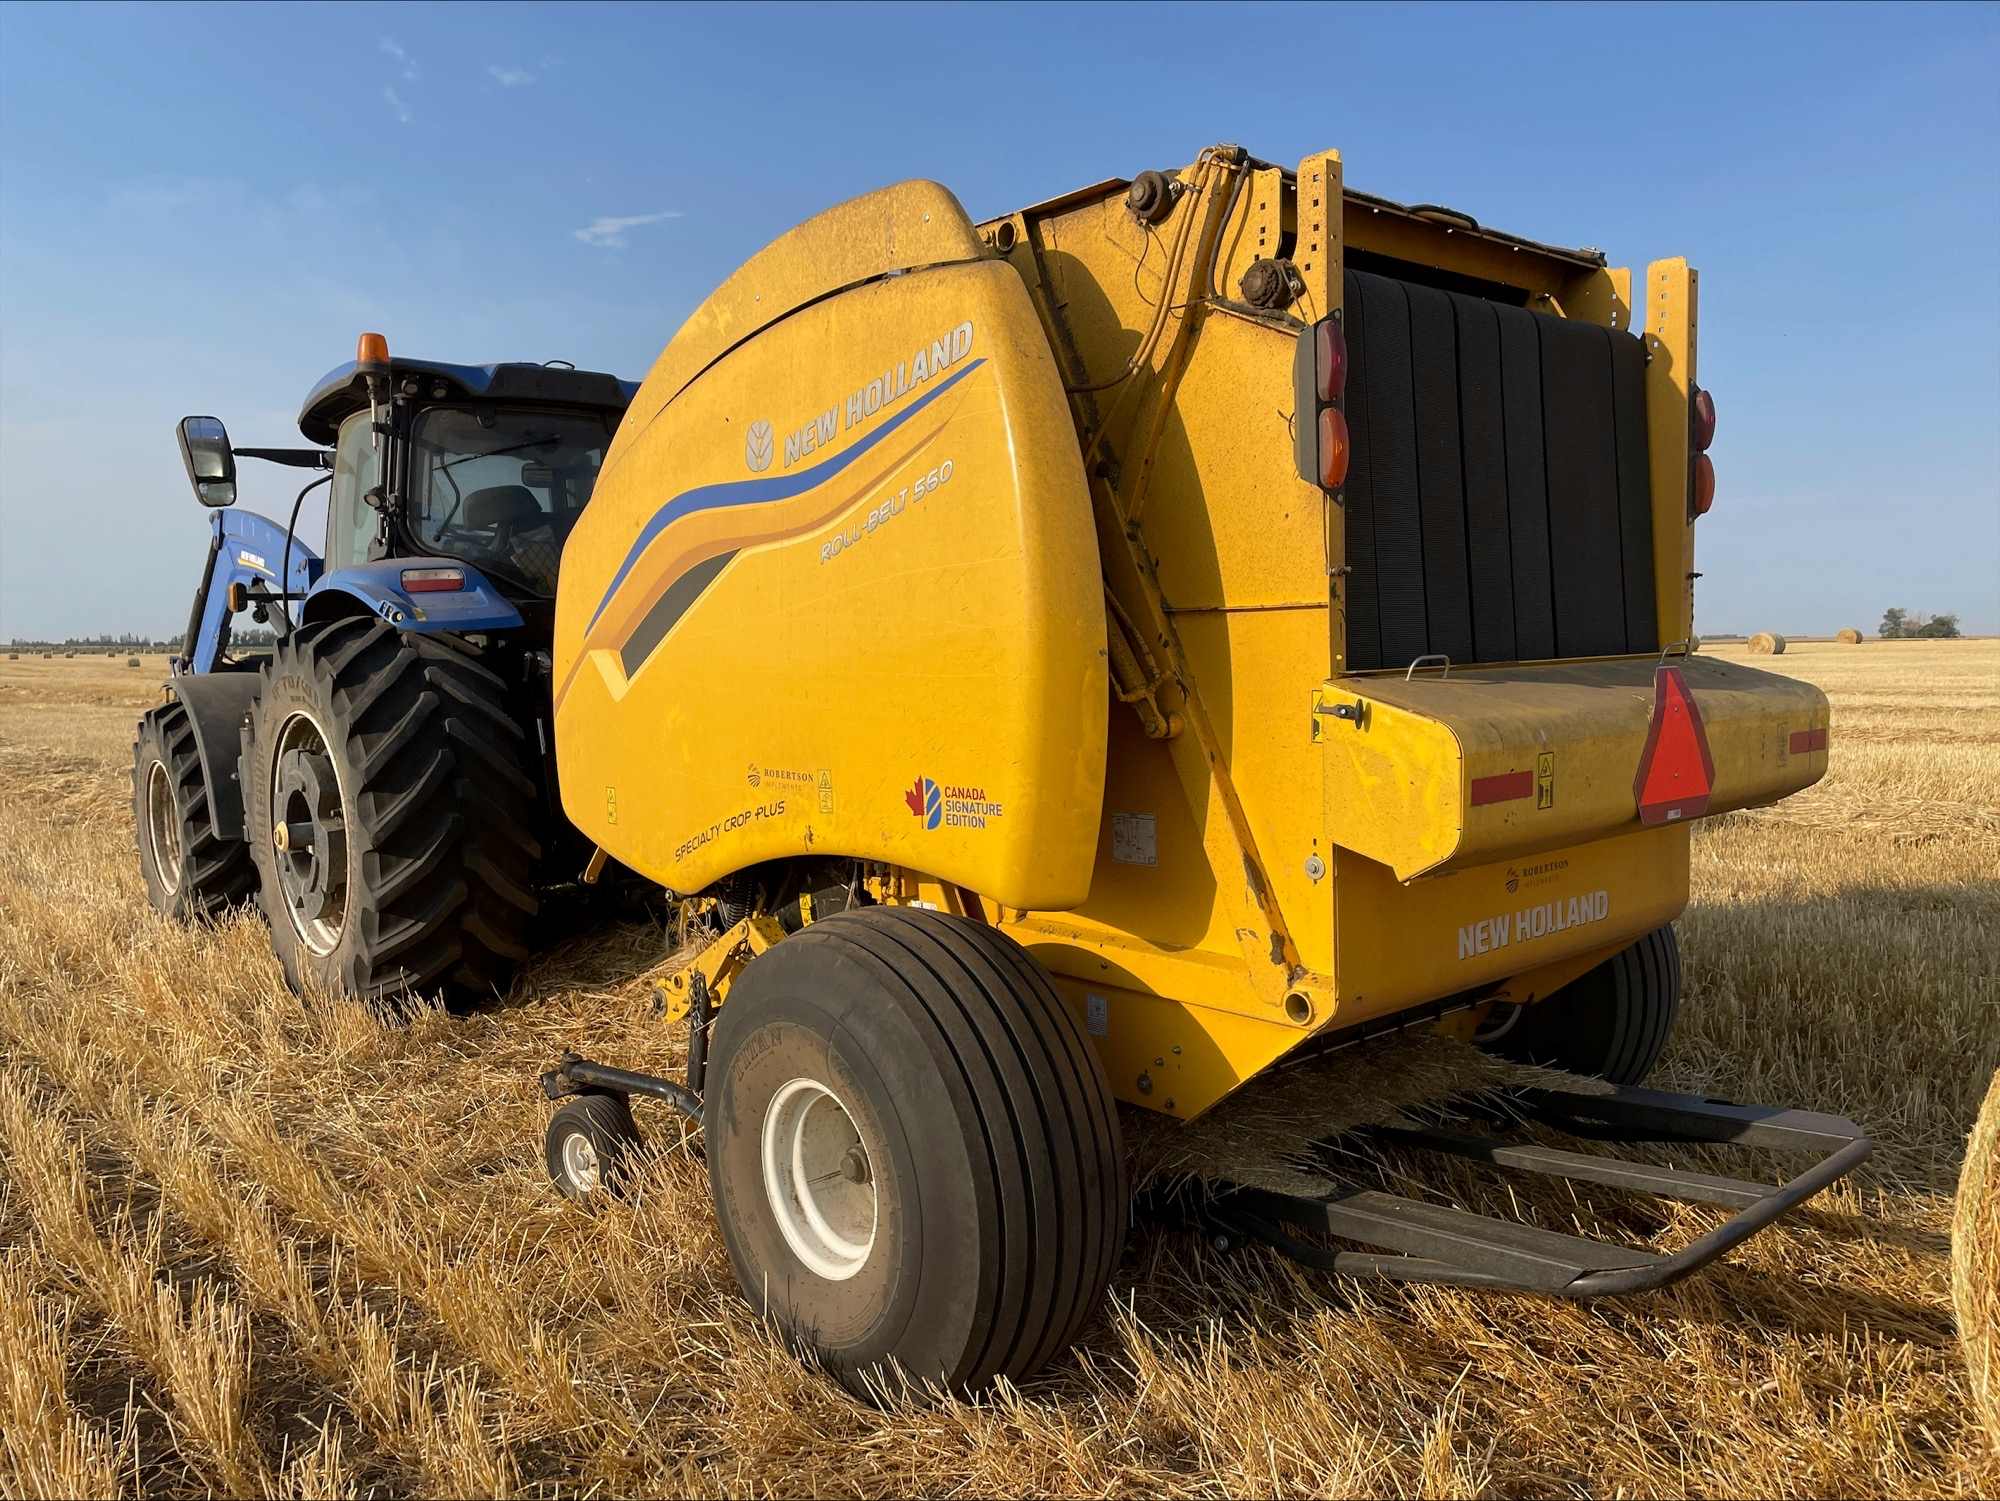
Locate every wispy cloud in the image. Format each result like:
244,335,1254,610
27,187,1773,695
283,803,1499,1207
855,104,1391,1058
573,210,682,249
378,36,419,81
384,85,413,125
487,63,535,87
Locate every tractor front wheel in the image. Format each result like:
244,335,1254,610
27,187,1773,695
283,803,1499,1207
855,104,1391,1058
703,906,1127,1398
242,618,543,1008
1481,924,1682,1086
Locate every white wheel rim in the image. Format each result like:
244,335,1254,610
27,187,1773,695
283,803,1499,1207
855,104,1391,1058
145,759,184,894
761,1076,876,1281
562,1132,601,1192
269,709,349,956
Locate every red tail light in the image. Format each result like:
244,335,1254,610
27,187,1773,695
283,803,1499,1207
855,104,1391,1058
1692,454,1715,516
401,567,465,593
1293,314,1351,492
1315,318,1348,402
1318,409,1351,489
1692,386,1716,451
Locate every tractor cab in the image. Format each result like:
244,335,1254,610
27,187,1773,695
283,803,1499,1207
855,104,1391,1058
296,336,638,602
171,333,637,675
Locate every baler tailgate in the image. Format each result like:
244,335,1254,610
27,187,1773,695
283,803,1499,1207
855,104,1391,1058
1318,654,1829,881
1197,1084,1872,1297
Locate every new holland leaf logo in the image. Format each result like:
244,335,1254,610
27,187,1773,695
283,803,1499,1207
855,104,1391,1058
744,418,774,473
904,776,942,830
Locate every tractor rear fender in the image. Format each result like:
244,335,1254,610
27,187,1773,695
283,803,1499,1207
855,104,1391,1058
301,559,523,633
159,672,265,842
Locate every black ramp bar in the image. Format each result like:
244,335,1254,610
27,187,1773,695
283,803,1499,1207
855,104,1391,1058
1201,1082,1873,1298
1518,1085,1864,1154
1237,1187,1659,1293
1565,1134,1871,1297
1365,1125,1775,1210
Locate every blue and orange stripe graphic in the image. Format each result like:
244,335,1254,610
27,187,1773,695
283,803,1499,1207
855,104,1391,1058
560,357,986,708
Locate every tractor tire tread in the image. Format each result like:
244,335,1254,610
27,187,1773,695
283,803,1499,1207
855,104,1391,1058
133,700,256,920
244,619,541,1005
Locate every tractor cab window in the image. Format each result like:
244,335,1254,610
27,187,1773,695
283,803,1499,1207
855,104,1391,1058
328,412,383,571
405,405,614,596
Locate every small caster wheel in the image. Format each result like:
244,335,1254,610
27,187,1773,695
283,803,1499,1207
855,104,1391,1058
546,1094,641,1203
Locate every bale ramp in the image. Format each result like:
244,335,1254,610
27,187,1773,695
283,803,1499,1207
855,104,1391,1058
1957,1067,2000,1452
1748,632,1787,655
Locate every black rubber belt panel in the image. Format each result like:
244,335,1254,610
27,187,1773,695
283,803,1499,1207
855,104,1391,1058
1539,317,1626,656
1610,330,1659,651
1494,303,1557,661
1353,270,1429,668
1407,283,1474,662
1452,293,1516,663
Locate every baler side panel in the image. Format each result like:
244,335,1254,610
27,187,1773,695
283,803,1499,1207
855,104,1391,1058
609,181,987,467
554,238,1106,910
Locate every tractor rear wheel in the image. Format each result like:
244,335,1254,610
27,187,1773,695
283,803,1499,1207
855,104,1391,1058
703,906,1126,1397
132,701,256,921
241,617,543,1008
1481,924,1682,1085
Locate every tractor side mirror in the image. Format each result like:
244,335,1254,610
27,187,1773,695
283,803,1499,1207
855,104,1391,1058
177,415,237,507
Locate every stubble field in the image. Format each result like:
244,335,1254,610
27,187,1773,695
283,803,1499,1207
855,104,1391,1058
1,638,1996,1498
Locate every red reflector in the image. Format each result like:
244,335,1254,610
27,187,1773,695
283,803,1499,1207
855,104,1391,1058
1692,386,1716,451
1318,407,1350,489
1633,666,1716,826
401,567,465,593
1693,453,1715,516
1788,727,1828,754
1316,318,1348,401
1470,769,1534,806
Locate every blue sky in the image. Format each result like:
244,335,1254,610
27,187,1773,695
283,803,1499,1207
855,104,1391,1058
2,1,1994,639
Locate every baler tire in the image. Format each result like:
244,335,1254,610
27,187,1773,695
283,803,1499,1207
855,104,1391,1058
703,906,1126,1398
546,1094,642,1204
241,617,543,1009
1485,924,1682,1086
133,701,257,922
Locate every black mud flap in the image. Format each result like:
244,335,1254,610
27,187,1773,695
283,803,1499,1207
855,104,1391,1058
165,672,264,842
1172,1085,1871,1297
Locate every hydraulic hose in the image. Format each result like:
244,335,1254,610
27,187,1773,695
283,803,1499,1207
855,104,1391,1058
276,471,333,638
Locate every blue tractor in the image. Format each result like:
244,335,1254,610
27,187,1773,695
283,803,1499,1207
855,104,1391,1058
134,333,638,1004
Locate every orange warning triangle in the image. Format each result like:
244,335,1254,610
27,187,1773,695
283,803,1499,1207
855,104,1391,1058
1633,666,1716,826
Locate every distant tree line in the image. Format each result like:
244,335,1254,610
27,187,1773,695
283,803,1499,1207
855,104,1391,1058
1879,608,1962,640
6,632,179,653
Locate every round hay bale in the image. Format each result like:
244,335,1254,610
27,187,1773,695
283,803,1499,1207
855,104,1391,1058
1836,627,1864,644
1956,1068,2000,1452
1748,632,1786,655
126,656,142,668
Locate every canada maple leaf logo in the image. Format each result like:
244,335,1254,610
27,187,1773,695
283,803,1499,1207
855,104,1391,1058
904,776,942,830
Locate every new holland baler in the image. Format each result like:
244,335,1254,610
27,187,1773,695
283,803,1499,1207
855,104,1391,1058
535,146,1866,1393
